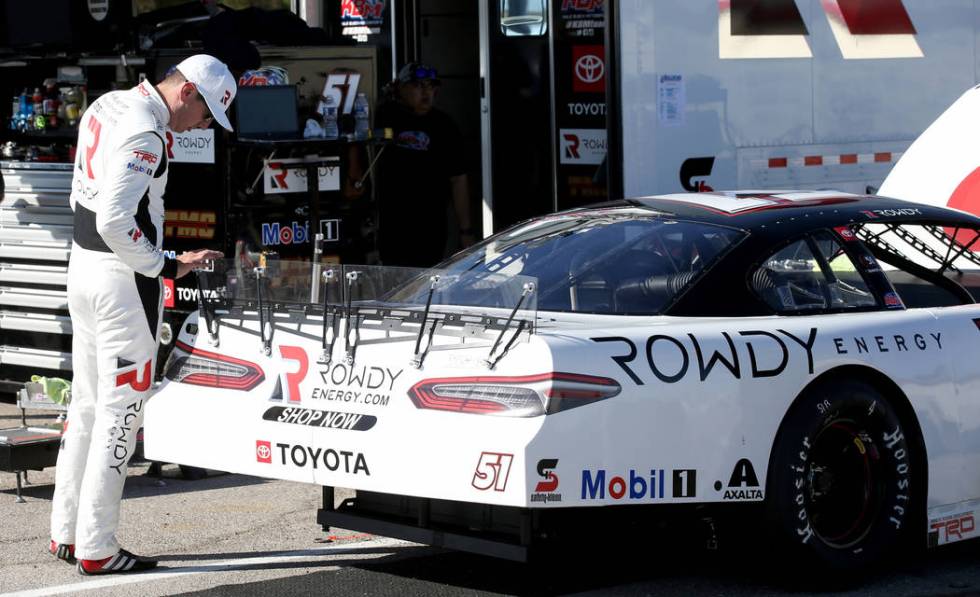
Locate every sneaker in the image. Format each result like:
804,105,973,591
77,549,158,575
49,540,75,564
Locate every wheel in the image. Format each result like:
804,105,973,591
766,379,916,572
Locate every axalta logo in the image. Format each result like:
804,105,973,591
256,439,370,475
581,468,697,500
261,219,340,246
714,458,763,500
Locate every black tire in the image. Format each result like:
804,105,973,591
766,378,916,572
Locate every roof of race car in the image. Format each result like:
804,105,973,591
569,191,980,238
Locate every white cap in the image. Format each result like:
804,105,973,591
176,54,237,131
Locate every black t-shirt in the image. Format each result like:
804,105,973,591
375,101,465,267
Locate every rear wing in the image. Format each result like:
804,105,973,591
192,260,538,370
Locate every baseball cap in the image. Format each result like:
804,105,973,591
176,54,238,131
395,62,441,86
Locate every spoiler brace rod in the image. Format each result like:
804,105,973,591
485,282,535,370
411,275,440,369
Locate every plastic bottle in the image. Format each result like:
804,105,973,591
18,89,28,118
353,93,370,141
321,95,339,140
32,87,42,117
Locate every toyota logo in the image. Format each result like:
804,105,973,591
575,54,604,84
256,443,271,460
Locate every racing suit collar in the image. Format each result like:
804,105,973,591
133,81,171,130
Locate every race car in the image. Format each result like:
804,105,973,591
145,190,980,570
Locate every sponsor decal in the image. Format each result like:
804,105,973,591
860,208,923,219
929,512,977,546
132,150,158,164
115,358,153,392
883,292,904,309
107,398,144,476
567,102,606,116
680,157,715,192
163,278,175,308
592,328,817,386
261,219,340,247
256,440,272,463
581,468,697,501
530,458,562,503
262,406,376,431
834,225,857,241
714,459,762,500
176,286,222,303
472,452,514,492
165,130,215,164
308,362,402,408
572,45,605,93
257,440,370,475
165,210,216,240
279,346,309,403
125,161,154,176
263,158,340,194
559,128,606,165
832,331,940,354
560,0,604,37
341,0,385,27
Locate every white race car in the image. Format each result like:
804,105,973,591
145,191,980,570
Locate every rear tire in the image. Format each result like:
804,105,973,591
766,379,915,572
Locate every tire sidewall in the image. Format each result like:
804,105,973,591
767,379,913,571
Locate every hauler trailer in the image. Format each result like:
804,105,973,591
349,0,980,232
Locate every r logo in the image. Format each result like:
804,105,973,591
563,134,581,160
719,0,922,60
278,346,308,403
115,359,153,392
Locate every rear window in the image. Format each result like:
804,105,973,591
436,211,745,314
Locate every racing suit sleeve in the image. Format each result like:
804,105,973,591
94,131,177,279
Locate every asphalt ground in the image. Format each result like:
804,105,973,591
3,402,980,596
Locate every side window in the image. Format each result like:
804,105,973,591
752,232,876,313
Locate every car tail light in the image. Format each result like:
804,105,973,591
408,372,621,417
164,340,265,391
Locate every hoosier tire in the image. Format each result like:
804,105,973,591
766,379,915,572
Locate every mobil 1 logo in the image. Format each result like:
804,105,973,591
714,458,763,500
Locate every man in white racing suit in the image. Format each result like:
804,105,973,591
49,54,236,575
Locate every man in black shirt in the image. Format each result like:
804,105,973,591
375,62,473,267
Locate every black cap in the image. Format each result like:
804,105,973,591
395,62,441,86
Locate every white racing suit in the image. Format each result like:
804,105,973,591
50,82,178,560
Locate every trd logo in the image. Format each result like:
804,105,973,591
930,514,976,545
256,440,272,463
472,452,514,492
720,0,922,60
535,458,559,492
714,458,763,500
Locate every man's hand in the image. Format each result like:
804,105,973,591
175,249,224,279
